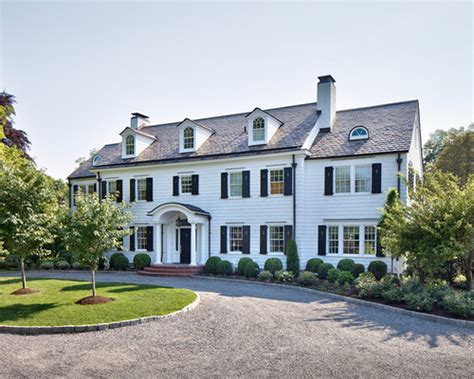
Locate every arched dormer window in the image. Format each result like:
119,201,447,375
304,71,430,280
349,126,369,141
92,154,102,166
183,127,194,149
125,134,135,155
252,117,265,142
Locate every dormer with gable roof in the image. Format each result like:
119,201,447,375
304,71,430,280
177,118,215,153
245,108,283,146
120,113,156,159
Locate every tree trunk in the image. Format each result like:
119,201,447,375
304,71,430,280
91,269,96,297
20,257,27,289
466,252,473,291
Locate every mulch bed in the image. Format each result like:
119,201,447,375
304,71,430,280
11,288,39,295
75,296,114,305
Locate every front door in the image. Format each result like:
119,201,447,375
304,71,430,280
180,228,191,264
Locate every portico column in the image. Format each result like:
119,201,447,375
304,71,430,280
155,223,162,264
190,222,197,266
200,223,207,265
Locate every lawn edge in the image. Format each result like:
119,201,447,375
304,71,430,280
197,276,474,329
0,291,200,335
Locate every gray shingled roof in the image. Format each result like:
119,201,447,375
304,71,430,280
68,100,419,179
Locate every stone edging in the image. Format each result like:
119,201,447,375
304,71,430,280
197,275,474,329
0,293,200,335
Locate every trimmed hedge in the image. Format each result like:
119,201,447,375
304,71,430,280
368,261,388,280
351,263,365,278
327,268,340,283
244,261,259,278
318,263,334,280
258,270,273,281
264,258,283,274
297,271,317,286
133,254,151,270
110,253,129,271
237,257,254,276
205,256,222,274
55,260,70,270
305,258,323,273
40,261,54,270
217,260,233,276
337,259,355,272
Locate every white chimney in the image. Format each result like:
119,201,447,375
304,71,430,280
317,75,336,129
130,112,150,129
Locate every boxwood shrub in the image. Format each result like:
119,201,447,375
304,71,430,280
336,271,354,285
205,256,222,274
351,263,365,278
55,260,71,270
244,261,259,278
368,261,388,280
133,253,151,270
237,257,254,276
337,258,355,272
327,268,341,283
110,253,129,271
297,271,317,286
217,260,233,276
258,270,273,281
305,258,323,273
40,261,54,270
318,263,334,280
264,258,283,274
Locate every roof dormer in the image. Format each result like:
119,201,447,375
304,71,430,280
245,108,283,146
119,127,156,159
177,118,214,153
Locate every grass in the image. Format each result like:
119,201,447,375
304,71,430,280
0,277,197,326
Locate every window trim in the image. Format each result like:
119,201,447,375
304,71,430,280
228,225,244,254
135,226,148,251
125,134,135,156
135,178,148,202
354,165,372,194
251,117,266,144
334,166,351,194
268,168,285,196
326,224,377,256
349,126,369,141
228,171,243,198
182,127,195,151
268,224,285,255
333,164,375,196
179,175,193,195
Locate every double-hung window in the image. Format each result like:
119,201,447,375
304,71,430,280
180,176,193,194
269,169,284,195
355,165,371,193
328,226,339,254
136,179,147,201
252,117,265,142
229,226,243,252
87,184,95,194
108,180,117,195
269,226,284,253
125,135,135,155
343,226,360,254
335,166,351,193
183,127,194,150
229,172,242,197
136,227,148,250
364,226,376,255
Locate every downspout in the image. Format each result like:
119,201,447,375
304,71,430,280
292,155,297,238
97,172,102,202
396,153,403,199
208,216,212,260
67,179,72,208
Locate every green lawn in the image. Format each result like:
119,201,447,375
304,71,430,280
0,277,197,326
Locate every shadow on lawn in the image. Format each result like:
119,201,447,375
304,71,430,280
0,303,58,323
60,282,166,293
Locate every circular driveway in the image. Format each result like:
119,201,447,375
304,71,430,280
0,271,473,378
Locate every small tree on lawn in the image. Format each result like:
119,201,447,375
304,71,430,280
64,192,133,300
379,188,403,273
286,240,300,275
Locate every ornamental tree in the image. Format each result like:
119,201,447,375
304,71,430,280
64,192,133,299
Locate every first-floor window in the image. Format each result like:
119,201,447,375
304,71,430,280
229,226,243,252
108,180,117,195
181,176,192,194
328,226,339,254
364,226,376,255
137,178,147,200
269,226,284,253
343,226,360,254
87,184,95,194
136,227,148,250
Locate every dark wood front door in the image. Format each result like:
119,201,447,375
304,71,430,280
180,228,191,264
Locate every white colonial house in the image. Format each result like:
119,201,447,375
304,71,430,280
68,75,423,273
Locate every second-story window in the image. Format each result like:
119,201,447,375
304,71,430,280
137,178,147,201
183,127,194,150
229,172,243,197
355,165,371,193
335,166,351,193
125,135,135,155
252,117,265,142
269,169,284,195
181,175,193,194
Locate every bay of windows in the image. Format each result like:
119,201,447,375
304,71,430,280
136,227,148,250
253,117,265,142
180,176,193,194
269,169,284,195
229,172,242,197
136,179,147,201
327,225,376,255
229,226,243,252
269,225,284,253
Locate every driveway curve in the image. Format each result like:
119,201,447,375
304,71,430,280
0,271,473,378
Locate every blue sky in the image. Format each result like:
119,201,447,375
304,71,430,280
1,1,472,179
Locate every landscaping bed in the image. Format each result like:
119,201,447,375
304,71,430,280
0,277,197,326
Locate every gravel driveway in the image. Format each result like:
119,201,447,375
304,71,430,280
1,271,473,378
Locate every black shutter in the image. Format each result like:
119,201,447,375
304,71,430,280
173,176,179,196
221,172,228,199
324,167,333,195
93,183,97,193
376,227,384,257
260,225,268,255
130,179,136,202
372,163,382,194
116,180,123,202
146,226,154,252
72,184,78,206
146,177,153,202
284,225,293,254
242,226,250,254
260,169,268,197
220,226,227,254
191,174,199,195
129,226,135,251
242,170,250,198
284,167,293,196
318,225,327,256
101,181,107,200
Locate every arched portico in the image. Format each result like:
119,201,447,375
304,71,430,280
147,203,210,266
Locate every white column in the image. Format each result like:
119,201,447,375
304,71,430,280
166,225,174,264
155,223,162,264
200,223,207,265
190,222,197,266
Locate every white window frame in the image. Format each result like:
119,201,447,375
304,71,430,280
268,225,285,254
364,225,377,255
327,226,339,255
349,126,369,141
108,180,117,195
136,178,147,201
252,117,266,144
180,175,193,195
354,165,371,193
269,168,284,196
335,166,351,194
182,127,195,151
228,225,244,254
229,171,243,198
333,164,376,196
136,226,148,251
326,224,377,256
125,134,135,156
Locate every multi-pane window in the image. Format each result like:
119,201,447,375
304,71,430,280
269,226,284,253
181,176,193,194
253,117,265,142
364,226,376,255
335,166,351,193
328,226,339,254
355,165,371,193
343,226,360,254
108,180,117,195
229,172,242,197
183,127,194,149
87,184,95,194
137,179,147,201
136,227,148,250
269,169,284,195
229,226,243,252
125,135,135,155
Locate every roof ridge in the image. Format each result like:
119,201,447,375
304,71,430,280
337,99,419,113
